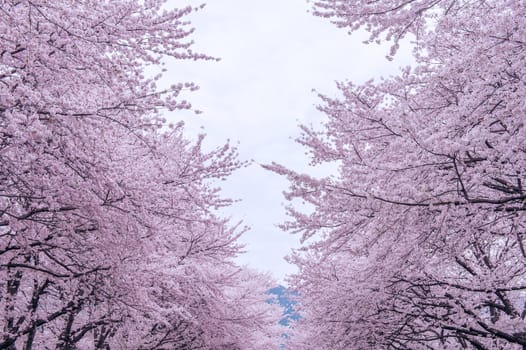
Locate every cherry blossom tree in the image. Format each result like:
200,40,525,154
267,0,526,348
0,1,281,349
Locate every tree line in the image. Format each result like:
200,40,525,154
2,0,525,349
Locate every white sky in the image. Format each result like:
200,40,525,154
161,0,413,283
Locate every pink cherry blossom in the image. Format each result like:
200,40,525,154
0,1,281,349
269,0,526,348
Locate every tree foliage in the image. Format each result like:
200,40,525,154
267,0,526,348
0,1,280,349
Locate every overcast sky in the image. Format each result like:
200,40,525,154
161,0,413,283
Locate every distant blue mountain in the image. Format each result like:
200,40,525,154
268,285,300,326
